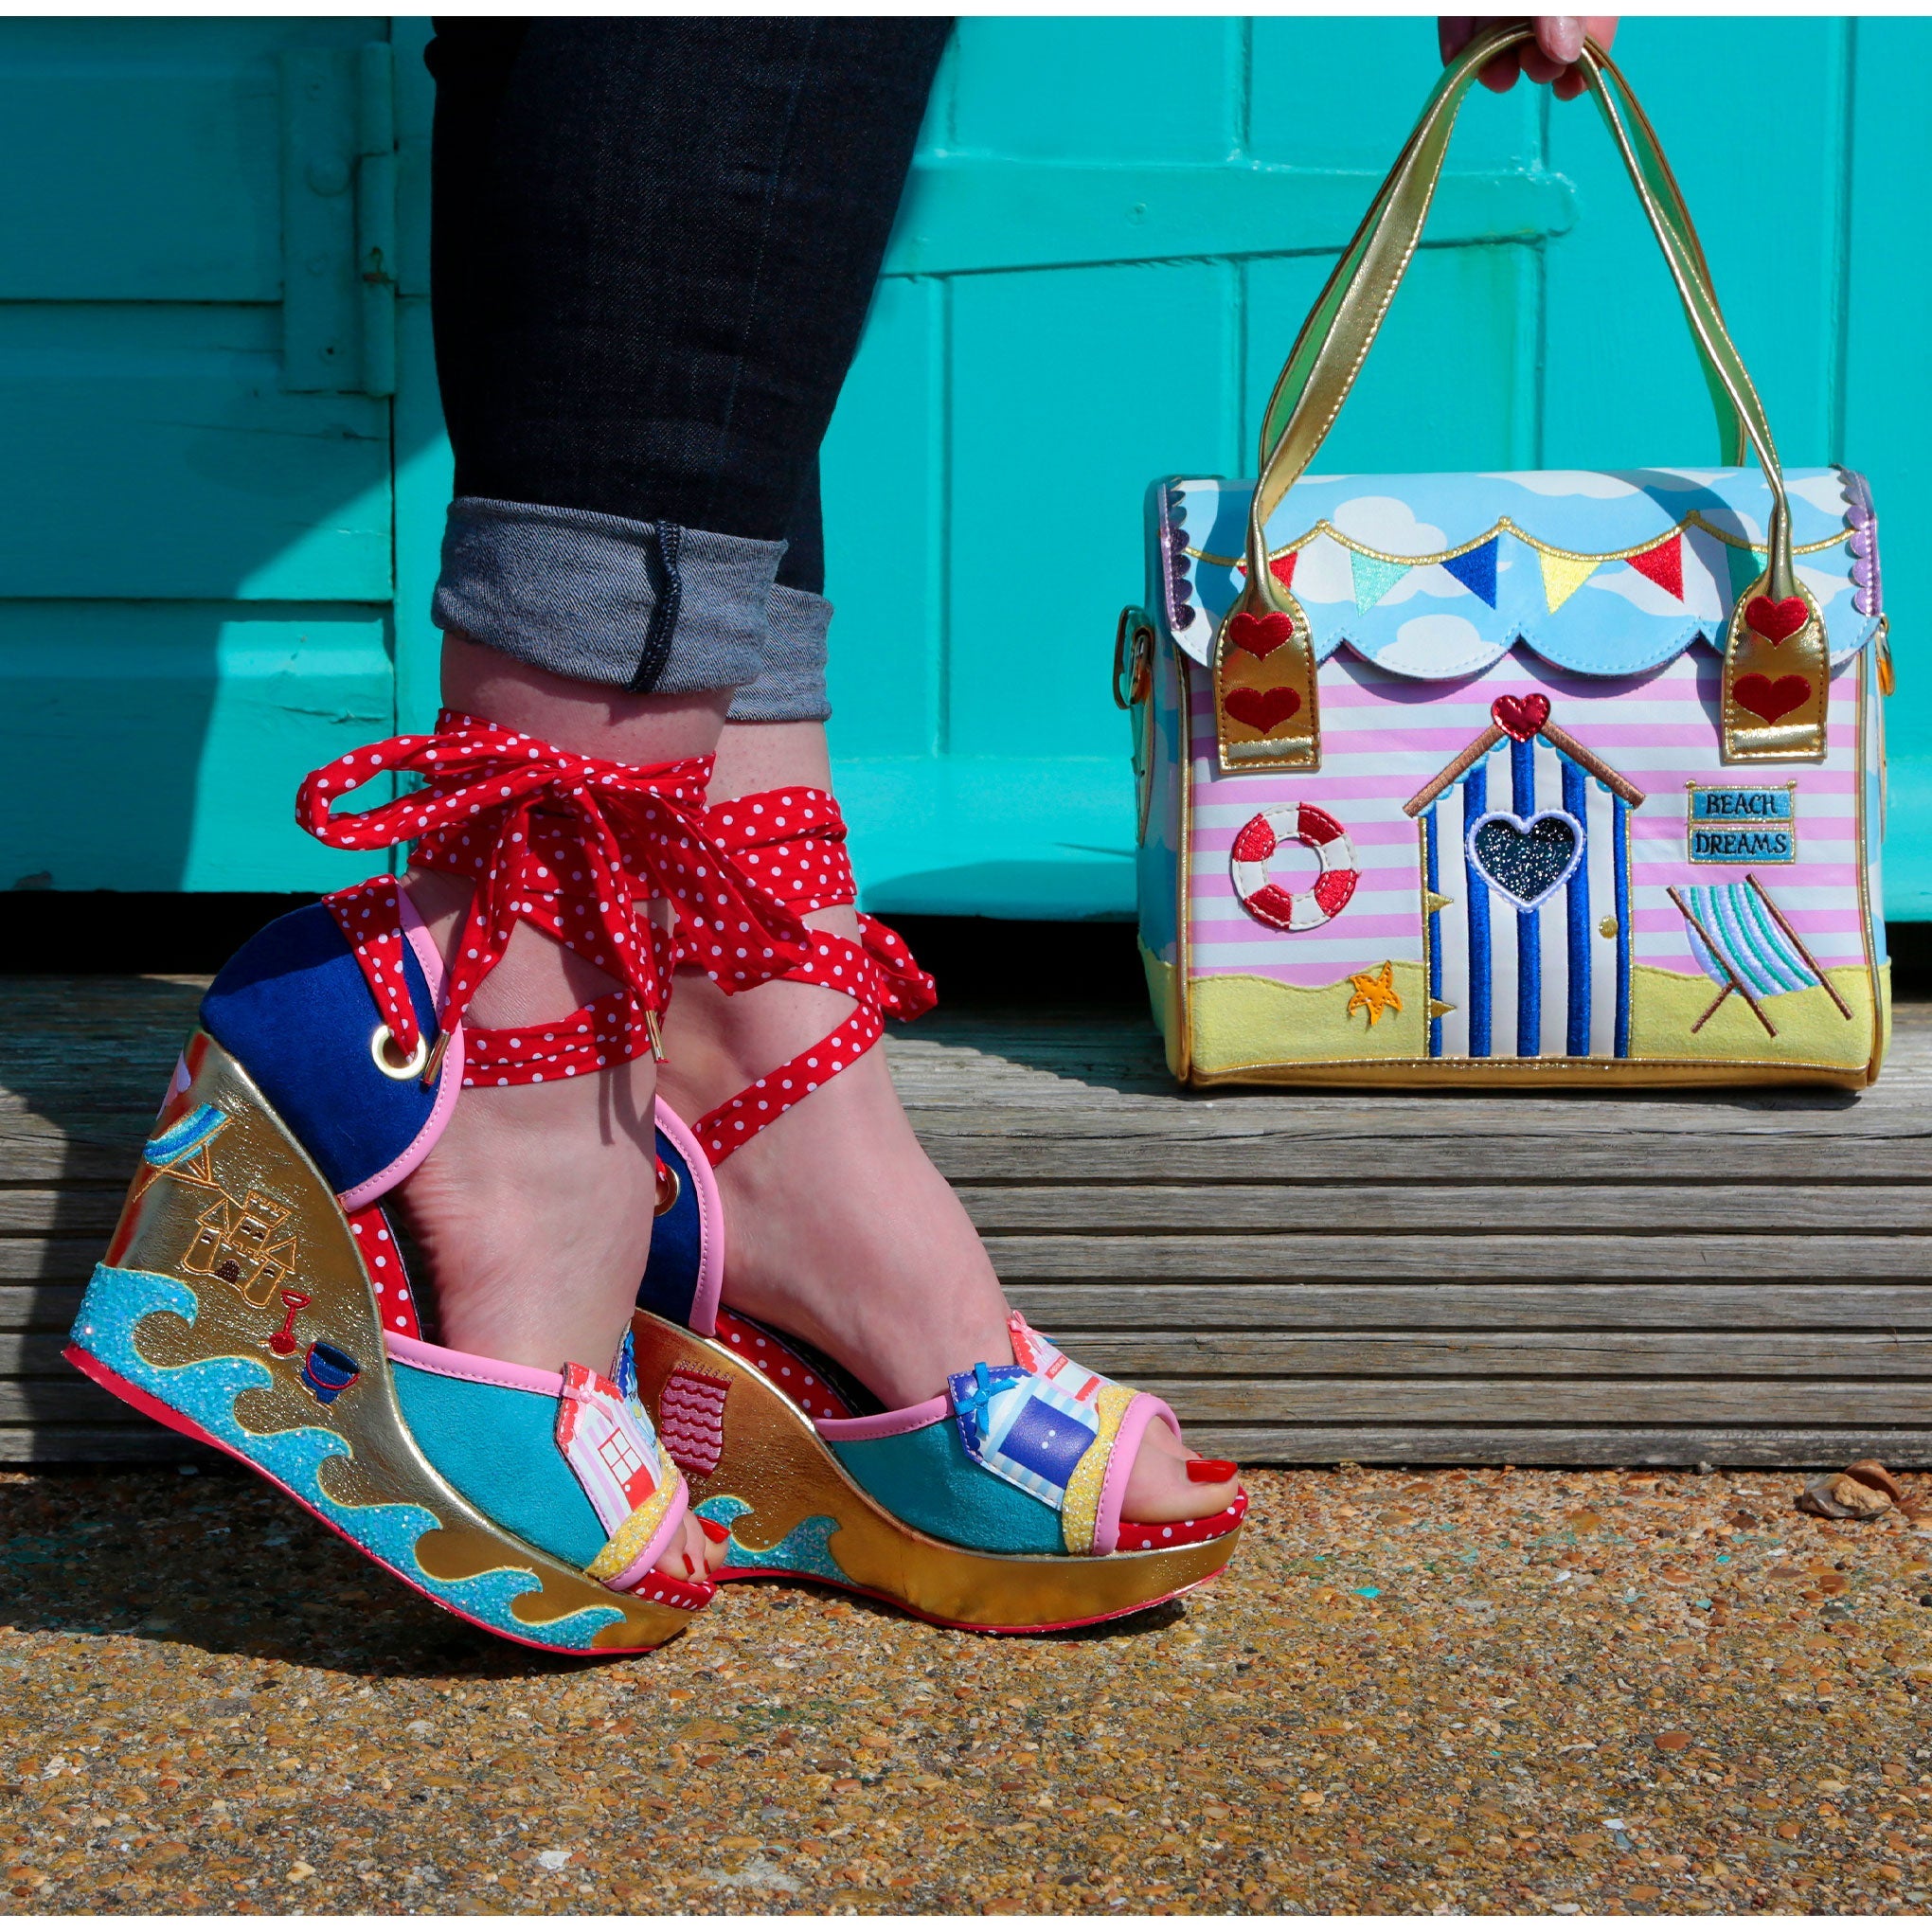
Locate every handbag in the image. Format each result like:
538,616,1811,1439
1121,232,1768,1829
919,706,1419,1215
1118,23,1891,1090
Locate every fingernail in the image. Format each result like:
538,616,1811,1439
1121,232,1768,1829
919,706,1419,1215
699,1517,730,1545
1188,1458,1239,1483
1546,15,1584,63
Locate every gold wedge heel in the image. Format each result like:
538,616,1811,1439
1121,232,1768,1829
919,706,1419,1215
631,1308,1243,1633
67,1031,704,1655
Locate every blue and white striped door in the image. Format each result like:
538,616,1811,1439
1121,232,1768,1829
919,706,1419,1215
1422,735,1633,1060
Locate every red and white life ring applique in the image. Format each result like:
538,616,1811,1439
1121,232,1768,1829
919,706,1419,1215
1229,803,1360,933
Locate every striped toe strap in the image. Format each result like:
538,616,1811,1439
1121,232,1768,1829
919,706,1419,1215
948,1315,1244,1557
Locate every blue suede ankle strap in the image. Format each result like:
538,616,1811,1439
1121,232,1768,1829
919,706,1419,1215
201,903,453,1202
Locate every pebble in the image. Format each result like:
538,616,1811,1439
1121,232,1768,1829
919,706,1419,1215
3,1461,1930,1913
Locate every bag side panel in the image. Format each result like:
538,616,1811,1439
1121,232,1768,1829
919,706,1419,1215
1137,633,1187,1080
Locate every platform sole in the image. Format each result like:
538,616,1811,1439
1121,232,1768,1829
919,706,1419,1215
631,1310,1241,1632
69,1032,701,1656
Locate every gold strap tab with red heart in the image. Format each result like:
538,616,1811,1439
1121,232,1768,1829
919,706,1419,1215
1214,580,1321,773
1721,578,1830,763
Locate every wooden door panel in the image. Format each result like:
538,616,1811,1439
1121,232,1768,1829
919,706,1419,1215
829,21,1567,916
947,260,1239,764
1845,19,1932,918
0,17,396,893
1543,18,1847,469
821,278,939,762
0,309,387,601
1,604,390,893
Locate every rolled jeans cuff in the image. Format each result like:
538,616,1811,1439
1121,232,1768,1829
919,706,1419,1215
430,496,783,695
728,586,832,723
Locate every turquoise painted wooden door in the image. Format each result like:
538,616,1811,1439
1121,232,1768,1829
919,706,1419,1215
4,19,1927,921
821,17,1932,921
0,17,426,894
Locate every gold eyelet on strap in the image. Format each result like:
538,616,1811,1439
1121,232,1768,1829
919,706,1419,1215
654,1162,682,1217
369,1024,430,1082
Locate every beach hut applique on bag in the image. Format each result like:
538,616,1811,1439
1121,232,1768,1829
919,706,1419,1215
1117,27,1888,1090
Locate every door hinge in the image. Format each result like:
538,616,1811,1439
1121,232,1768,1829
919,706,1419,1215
280,42,396,397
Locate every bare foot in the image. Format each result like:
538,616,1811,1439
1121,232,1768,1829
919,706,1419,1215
393,868,719,1583
657,728,1238,1530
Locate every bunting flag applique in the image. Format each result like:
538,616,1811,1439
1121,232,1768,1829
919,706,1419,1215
1726,544,1763,606
1442,537,1499,607
1627,532,1683,600
1270,551,1298,591
1351,550,1410,612
1538,549,1600,613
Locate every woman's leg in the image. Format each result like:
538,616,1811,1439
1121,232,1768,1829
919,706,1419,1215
423,17,1230,1530
410,20,950,1572
396,653,729,1378
427,16,949,705
657,717,1238,1525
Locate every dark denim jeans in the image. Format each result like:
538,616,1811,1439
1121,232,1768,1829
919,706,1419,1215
424,17,950,716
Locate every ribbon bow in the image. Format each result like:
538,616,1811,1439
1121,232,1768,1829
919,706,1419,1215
297,711,810,1064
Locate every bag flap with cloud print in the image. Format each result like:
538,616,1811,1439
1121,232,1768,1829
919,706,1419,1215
1159,466,1883,681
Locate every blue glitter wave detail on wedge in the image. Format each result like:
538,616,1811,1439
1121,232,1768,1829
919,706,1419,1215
72,1265,625,1647
695,1494,849,1583
142,1104,226,1169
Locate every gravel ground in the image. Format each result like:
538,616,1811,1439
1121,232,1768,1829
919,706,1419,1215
3,1460,1931,1915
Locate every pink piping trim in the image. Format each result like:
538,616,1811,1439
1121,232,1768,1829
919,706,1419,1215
385,1330,564,1400
816,1392,952,1441
338,886,466,1214
606,1474,695,1592
653,1099,724,1338
1094,1391,1178,1558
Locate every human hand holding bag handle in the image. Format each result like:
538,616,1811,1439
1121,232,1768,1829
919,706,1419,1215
1120,23,1890,1089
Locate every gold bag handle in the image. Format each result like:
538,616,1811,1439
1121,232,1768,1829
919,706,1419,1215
1217,23,1829,770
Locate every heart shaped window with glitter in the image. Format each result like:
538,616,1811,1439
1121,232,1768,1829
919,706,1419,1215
1465,809,1586,913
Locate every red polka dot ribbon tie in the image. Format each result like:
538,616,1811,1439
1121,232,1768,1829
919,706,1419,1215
687,787,937,1161
296,711,811,1084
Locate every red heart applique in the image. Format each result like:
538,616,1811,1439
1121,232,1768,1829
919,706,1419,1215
1491,693,1551,742
1744,595,1809,646
1225,611,1296,661
1733,671,1812,725
1224,685,1302,735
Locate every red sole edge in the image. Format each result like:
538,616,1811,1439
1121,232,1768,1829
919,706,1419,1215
63,1343,698,1655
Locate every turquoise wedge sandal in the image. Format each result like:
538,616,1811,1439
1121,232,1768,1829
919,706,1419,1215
66,712,812,1655
626,783,1247,1632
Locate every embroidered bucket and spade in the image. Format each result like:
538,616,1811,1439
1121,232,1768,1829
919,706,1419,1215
1118,24,1889,1088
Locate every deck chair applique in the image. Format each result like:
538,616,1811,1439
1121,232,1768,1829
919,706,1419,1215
1668,875,1856,1038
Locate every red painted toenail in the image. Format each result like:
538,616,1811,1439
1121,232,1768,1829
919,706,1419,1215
1187,1458,1238,1483
699,1517,729,1545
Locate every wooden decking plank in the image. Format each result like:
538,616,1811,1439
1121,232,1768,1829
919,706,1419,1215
0,1426,178,1463
11,1229,1928,1290
14,1280,1932,1335
984,1233,1932,1283
1169,1425,1932,1467
3,974,1930,1467
1056,1331,1932,1378
1012,1284,1932,1330
0,1189,125,1235
1,1379,131,1424
1134,1379,1932,1424
12,1327,1932,1380
955,1183,1932,1234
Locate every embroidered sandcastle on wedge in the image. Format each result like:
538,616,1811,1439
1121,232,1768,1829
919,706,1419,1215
65,714,813,1655
626,787,1247,1632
